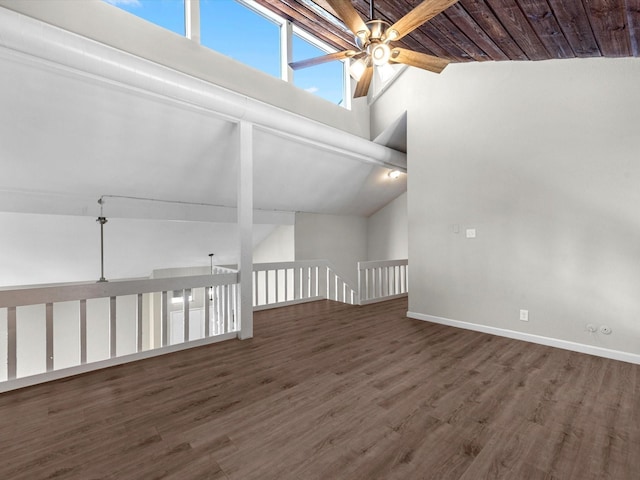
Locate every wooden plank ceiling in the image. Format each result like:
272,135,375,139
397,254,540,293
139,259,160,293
254,0,640,62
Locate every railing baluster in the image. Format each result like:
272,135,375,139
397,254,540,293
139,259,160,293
310,267,317,297
7,307,16,380
161,291,168,347
204,288,210,338
137,293,143,352
284,268,289,301
226,284,232,333
366,269,371,301
253,270,258,307
110,296,117,358
216,285,221,334
183,289,190,343
275,269,279,303
233,283,238,331
80,299,87,364
223,285,228,334
294,267,300,300
383,267,389,297
403,265,407,293
46,303,54,372
265,270,270,305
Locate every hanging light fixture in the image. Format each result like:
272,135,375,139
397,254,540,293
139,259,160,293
96,198,108,283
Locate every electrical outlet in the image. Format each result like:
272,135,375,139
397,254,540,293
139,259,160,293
519,309,529,322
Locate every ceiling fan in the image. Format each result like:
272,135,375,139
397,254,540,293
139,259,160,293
289,0,459,98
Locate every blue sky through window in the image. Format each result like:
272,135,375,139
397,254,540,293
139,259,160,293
293,34,344,106
200,0,280,78
103,0,346,106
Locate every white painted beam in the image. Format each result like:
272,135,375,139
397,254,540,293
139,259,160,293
0,7,406,170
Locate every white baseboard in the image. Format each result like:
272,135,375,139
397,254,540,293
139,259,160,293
407,311,640,365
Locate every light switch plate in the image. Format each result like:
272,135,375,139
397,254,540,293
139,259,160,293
466,228,476,238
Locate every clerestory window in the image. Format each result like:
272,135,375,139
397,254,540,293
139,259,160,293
103,0,349,108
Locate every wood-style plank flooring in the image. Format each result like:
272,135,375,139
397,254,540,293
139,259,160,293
1,298,639,479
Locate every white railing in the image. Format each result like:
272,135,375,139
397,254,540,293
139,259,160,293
0,272,239,392
253,260,358,311
0,259,407,392
358,259,408,305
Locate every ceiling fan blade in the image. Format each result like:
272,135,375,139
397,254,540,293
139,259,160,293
387,0,459,41
390,48,450,74
325,0,370,37
289,50,356,70
353,65,373,98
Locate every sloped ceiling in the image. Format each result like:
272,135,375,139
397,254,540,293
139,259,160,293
258,0,640,62
0,51,405,216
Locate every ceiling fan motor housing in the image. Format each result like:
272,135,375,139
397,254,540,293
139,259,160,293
356,19,391,49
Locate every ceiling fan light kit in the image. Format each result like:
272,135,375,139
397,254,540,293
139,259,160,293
289,0,458,98
349,57,368,81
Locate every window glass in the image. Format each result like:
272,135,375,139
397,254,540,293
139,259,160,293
292,33,345,106
103,0,186,36
200,0,281,78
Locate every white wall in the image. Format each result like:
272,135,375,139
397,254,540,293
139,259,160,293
372,57,640,358
295,212,368,287
0,213,276,287
367,192,408,260
253,225,295,263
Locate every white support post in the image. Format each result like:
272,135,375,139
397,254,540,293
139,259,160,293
185,0,201,43
238,120,253,339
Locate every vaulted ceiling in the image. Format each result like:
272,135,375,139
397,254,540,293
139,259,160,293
256,0,640,61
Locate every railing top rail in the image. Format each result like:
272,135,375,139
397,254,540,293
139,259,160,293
0,273,238,308
358,259,408,269
253,260,329,271
213,265,238,273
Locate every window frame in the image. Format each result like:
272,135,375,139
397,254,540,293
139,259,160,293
236,0,350,109
291,24,351,110
105,0,351,108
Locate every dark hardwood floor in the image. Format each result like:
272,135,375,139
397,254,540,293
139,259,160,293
1,298,638,479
